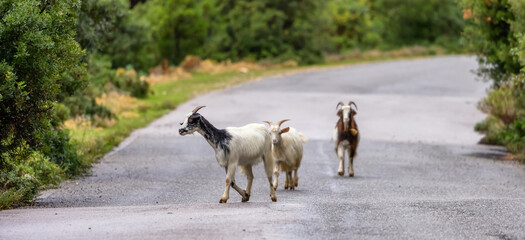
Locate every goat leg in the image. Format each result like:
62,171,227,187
241,165,253,202
287,171,294,190
220,164,237,203
337,145,345,176
348,149,355,177
293,169,298,188
273,165,279,191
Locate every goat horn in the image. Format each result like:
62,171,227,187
276,119,290,127
262,121,273,126
192,105,206,114
348,101,358,111
336,101,344,109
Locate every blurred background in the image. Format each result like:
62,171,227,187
1,0,524,209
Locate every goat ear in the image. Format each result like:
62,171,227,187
280,127,290,133
188,114,200,122
351,111,357,116
337,109,342,117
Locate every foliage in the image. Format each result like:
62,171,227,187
326,0,379,51
0,0,85,208
209,0,329,64
373,0,464,50
135,0,329,65
63,0,152,123
0,143,63,209
461,0,520,86
133,0,211,65
77,0,154,71
0,0,83,157
465,0,525,158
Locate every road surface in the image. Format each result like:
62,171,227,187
2,56,525,239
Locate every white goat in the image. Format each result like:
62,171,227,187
264,119,308,190
178,106,277,203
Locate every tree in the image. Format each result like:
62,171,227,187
77,0,154,71
135,0,210,64
462,0,519,86
205,0,329,64
373,0,464,49
0,0,84,160
326,0,379,51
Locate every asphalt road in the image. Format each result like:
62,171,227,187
2,56,525,239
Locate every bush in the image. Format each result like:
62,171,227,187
478,84,517,125
463,0,525,158
373,0,464,50
0,0,83,156
0,144,63,209
62,54,149,121
326,0,378,51
461,0,521,86
0,0,84,208
77,0,155,71
134,0,211,65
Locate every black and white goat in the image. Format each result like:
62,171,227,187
332,101,360,177
178,106,277,203
264,119,307,190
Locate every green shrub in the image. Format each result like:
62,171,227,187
0,0,84,208
40,127,83,177
0,144,63,209
77,0,155,71
326,0,378,51
502,119,525,153
464,0,525,157
0,0,83,156
373,0,464,50
461,0,521,86
478,84,517,125
115,75,150,99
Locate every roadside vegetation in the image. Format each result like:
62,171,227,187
1,0,465,209
461,0,525,161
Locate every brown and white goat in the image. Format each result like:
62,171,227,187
332,101,359,177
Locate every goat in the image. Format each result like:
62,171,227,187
332,101,360,177
178,106,277,203
264,119,308,191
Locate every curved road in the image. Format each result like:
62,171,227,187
2,56,525,239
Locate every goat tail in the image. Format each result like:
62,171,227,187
298,132,308,144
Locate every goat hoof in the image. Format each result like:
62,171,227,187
219,198,227,203
338,171,344,176
271,195,277,202
284,186,288,190
294,182,298,187
349,173,354,177
242,193,250,202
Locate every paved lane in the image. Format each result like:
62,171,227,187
2,56,524,239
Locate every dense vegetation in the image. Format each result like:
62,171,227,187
462,0,525,159
1,0,465,208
